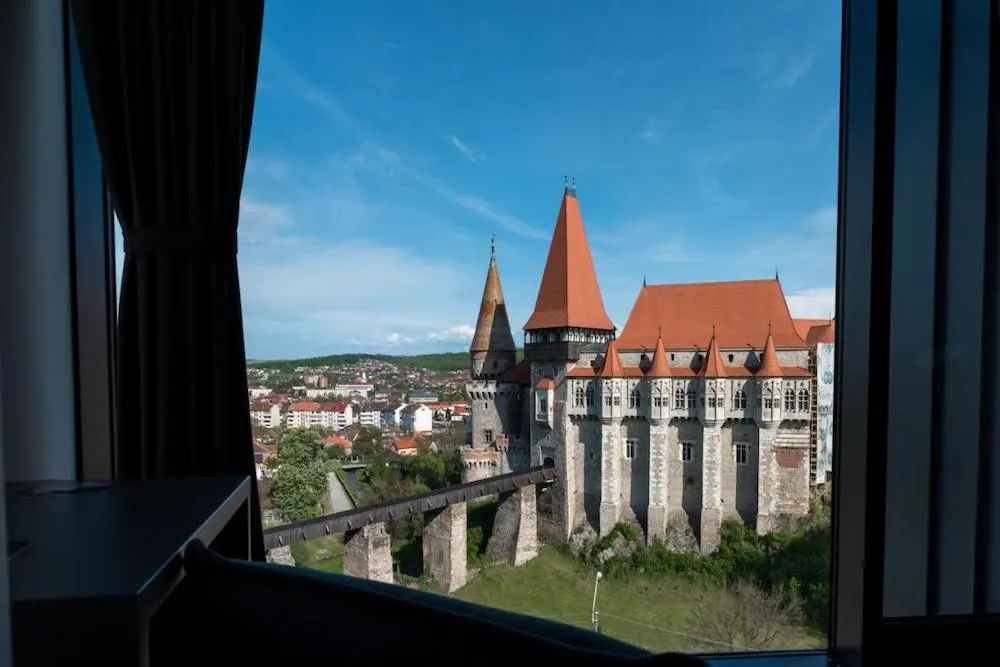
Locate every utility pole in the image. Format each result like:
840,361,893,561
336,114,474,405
590,571,603,632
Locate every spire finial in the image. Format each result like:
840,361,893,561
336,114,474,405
658,325,662,339
768,320,772,335
775,267,780,281
571,175,576,189
564,174,568,189
643,274,647,287
490,232,496,258
712,323,716,339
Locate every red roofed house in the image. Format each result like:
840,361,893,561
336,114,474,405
285,401,353,430
392,436,419,457
322,433,353,456
463,184,829,554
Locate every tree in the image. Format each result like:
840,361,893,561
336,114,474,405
689,579,803,651
269,427,329,522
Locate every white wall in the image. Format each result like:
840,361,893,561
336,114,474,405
0,0,77,482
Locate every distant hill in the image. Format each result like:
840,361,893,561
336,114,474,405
247,349,526,374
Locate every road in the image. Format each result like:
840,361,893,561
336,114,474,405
327,470,356,513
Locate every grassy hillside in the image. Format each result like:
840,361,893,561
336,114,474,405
248,349,526,373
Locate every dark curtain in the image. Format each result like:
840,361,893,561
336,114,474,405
70,0,266,560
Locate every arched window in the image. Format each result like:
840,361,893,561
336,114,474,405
629,386,641,408
574,384,585,408
798,388,810,411
733,389,747,410
784,388,796,411
674,386,686,409
586,383,595,407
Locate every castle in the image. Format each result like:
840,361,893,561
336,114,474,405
462,185,835,553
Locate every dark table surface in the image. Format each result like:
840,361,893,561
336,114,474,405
7,475,249,606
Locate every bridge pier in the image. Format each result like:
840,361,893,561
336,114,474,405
486,484,538,566
343,523,393,584
423,502,467,593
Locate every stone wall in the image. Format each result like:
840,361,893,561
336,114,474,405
266,545,295,566
423,503,467,593
343,523,393,583
486,485,539,566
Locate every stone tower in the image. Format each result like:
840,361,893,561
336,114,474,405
524,183,617,539
464,238,520,482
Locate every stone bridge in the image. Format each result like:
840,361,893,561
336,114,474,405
263,465,557,592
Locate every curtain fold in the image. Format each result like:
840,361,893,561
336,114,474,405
70,0,266,560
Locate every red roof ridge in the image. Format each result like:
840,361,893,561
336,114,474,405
756,327,783,376
644,277,779,289
645,329,672,377
598,339,625,377
699,328,727,378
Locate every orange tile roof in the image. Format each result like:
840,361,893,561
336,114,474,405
617,279,807,351
598,339,625,377
806,323,835,345
646,333,672,377
793,318,830,340
757,330,782,376
499,358,531,384
535,377,555,390
322,434,352,448
394,436,418,450
699,332,727,378
524,188,615,332
471,245,516,353
290,401,321,412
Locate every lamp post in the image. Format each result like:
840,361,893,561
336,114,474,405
590,571,603,632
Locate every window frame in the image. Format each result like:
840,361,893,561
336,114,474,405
681,441,694,463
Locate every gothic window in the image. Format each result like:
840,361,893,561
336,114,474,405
484,429,494,443
735,442,749,465
604,393,612,407
784,388,796,411
798,388,810,411
574,384,585,408
681,442,694,462
733,389,747,410
624,438,637,460
629,386,641,408
586,384,595,407
653,396,662,408
764,396,775,409
674,386,686,409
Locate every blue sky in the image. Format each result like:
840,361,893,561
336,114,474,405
176,0,841,359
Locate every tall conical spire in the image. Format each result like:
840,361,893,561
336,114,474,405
470,236,516,356
699,327,727,377
756,324,782,376
524,186,615,331
646,328,671,377
598,338,625,377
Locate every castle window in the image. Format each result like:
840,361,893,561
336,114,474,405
484,429,493,443
670,353,675,361
674,386,686,409
538,394,548,414
784,388,796,411
764,397,775,409
733,389,747,410
628,387,641,408
604,394,612,407
735,442,750,465
624,438,637,460
728,354,734,362
574,384,585,407
798,388,810,411
613,395,621,407
681,442,693,462
586,384,595,407
687,388,697,407
653,396,662,408
708,396,718,408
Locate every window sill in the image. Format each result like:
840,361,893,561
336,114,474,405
701,650,827,667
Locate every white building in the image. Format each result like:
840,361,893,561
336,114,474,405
249,387,273,398
356,401,385,427
399,403,433,434
249,402,282,428
285,401,324,428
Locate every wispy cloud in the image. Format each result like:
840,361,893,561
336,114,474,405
785,287,836,319
638,118,660,142
807,206,837,230
449,135,479,162
263,47,543,240
760,48,818,89
386,324,475,347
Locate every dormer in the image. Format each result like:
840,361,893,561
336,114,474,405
645,331,672,423
699,330,727,427
755,328,783,427
598,339,625,422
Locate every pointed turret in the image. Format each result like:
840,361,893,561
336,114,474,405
756,326,782,377
598,339,625,377
646,330,672,378
524,185,615,333
470,236,516,379
699,328,727,378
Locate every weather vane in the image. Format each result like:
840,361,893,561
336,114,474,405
490,232,496,256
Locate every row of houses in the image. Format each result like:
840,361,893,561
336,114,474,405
249,398,450,434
